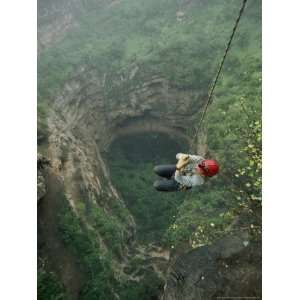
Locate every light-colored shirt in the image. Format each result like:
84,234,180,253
174,153,205,187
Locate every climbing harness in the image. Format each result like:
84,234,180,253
191,0,248,150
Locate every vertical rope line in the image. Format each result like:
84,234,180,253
191,0,248,150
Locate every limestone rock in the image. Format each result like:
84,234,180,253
37,171,47,201
37,154,51,202
163,234,261,300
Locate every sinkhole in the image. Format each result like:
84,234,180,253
107,131,189,244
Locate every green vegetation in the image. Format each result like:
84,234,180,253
75,180,130,258
38,0,260,101
87,202,124,257
166,115,262,251
55,193,164,299
37,175,164,300
119,272,164,300
165,15,261,250
37,268,68,300
57,194,118,300
38,0,261,298
37,100,49,148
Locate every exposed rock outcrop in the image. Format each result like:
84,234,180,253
41,64,206,297
50,66,203,148
37,153,51,202
163,234,261,300
38,0,82,53
44,64,205,252
37,172,47,202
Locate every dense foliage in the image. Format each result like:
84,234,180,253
38,0,261,298
57,194,119,300
38,0,260,101
38,267,68,300
165,18,261,250
37,101,49,149
119,272,164,300
55,192,164,300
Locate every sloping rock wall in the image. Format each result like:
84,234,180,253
163,234,261,300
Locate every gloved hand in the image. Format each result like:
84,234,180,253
176,153,189,160
176,155,190,170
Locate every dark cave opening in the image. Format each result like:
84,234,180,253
107,131,189,244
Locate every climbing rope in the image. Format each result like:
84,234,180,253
191,0,248,150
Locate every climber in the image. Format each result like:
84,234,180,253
153,153,219,192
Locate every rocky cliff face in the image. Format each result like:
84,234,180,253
45,63,204,248
38,0,81,53
37,153,50,202
39,62,205,298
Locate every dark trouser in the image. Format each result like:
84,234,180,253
153,165,180,192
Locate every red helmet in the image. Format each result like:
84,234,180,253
197,159,219,177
